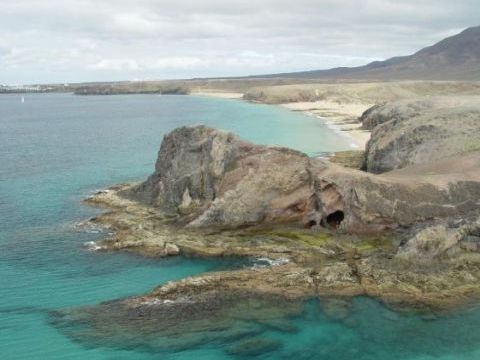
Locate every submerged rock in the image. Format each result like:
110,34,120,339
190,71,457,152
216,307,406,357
226,337,282,357
52,287,300,353
320,297,352,320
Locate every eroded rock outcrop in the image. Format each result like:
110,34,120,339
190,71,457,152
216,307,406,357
395,218,480,264
362,96,480,173
67,124,480,347
307,158,480,233
126,125,480,234
129,126,312,228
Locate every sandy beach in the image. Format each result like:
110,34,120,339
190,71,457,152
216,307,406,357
281,101,372,149
191,91,244,99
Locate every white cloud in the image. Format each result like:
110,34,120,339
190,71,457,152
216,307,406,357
110,13,161,34
150,57,206,69
0,0,478,83
88,59,140,71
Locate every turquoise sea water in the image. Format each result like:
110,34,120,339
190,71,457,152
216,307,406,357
1,93,480,359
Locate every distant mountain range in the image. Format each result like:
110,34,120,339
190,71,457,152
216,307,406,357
255,26,480,81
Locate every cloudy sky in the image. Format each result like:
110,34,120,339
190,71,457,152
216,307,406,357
1,0,479,84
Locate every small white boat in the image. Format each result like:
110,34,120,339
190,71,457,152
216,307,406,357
21,96,25,103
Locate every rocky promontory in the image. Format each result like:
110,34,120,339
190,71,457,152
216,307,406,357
59,121,480,350
71,124,480,307
123,125,480,234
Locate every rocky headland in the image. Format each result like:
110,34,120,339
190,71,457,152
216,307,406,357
43,24,480,353
72,105,480,307
58,99,480,349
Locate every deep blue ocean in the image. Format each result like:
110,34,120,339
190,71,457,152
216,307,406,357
1,93,480,359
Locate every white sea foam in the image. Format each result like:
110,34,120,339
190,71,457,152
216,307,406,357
142,297,192,306
74,219,112,235
315,115,360,149
83,241,104,251
253,257,290,268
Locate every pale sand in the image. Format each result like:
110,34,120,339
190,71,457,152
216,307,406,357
281,101,373,149
191,91,244,99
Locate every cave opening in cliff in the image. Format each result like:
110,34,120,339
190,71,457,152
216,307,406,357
326,211,344,229
306,220,318,228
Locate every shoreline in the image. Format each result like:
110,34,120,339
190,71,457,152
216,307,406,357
280,101,372,150
62,120,480,344
190,91,372,150
190,91,244,99
79,184,480,313
72,96,480,318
